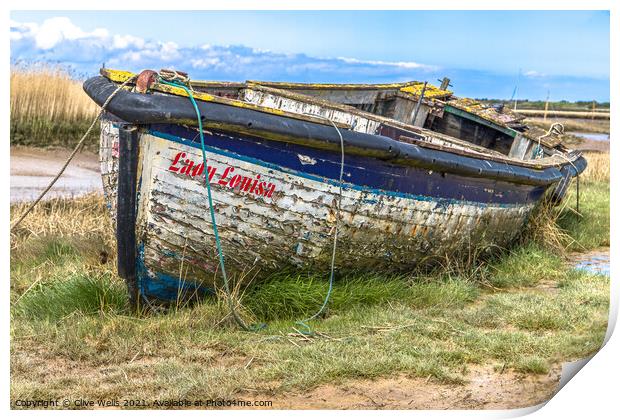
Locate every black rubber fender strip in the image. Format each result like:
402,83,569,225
84,76,584,187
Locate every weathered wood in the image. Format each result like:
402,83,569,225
508,134,531,160
93,69,587,304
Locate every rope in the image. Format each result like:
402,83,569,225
534,122,564,160
10,75,137,232
295,114,345,336
159,74,346,333
157,76,252,331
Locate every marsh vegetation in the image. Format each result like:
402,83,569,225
9,68,610,409
10,155,610,407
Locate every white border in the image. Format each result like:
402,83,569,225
3,2,616,419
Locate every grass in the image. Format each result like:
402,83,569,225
580,152,610,183
10,154,610,407
243,273,479,321
11,175,609,406
478,99,609,112
8,66,611,406
10,66,99,149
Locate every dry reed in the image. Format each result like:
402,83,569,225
10,66,99,147
581,152,610,183
10,66,98,122
10,193,114,252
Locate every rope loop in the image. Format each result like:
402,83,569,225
159,69,190,84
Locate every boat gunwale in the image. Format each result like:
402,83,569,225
241,83,579,169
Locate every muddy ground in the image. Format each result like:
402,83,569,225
10,146,102,203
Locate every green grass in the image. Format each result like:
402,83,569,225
243,273,479,321
13,272,127,322
10,180,610,407
478,99,609,112
488,243,565,288
557,181,610,251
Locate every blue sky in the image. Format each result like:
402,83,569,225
10,10,610,101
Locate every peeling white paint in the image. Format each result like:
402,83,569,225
100,120,537,289
297,154,317,166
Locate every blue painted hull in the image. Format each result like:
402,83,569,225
150,123,548,207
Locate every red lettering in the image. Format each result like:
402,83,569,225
257,181,265,195
239,176,253,192
250,175,261,193
218,167,234,186
207,166,217,182
228,174,241,189
167,150,277,198
169,152,186,172
180,159,194,175
191,163,204,177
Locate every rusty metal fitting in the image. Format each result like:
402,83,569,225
135,69,159,93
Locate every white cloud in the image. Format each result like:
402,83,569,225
338,56,436,71
112,34,145,50
191,57,222,69
10,16,439,82
524,70,546,78
29,17,109,50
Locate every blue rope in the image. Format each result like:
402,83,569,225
158,78,253,331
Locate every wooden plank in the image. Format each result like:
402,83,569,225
443,105,517,138
508,134,531,160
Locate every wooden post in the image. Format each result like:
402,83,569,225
412,82,428,126
117,125,140,311
543,91,550,122
592,100,596,120
439,77,451,91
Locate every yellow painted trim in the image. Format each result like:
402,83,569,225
399,83,452,99
100,69,349,128
247,80,417,90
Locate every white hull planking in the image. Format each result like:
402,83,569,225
100,121,535,285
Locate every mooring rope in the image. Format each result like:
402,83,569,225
10,75,137,232
157,75,253,331
534,122,564,160
294,114,346,336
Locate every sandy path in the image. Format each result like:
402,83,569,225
10,146,102,203
246,365,561,409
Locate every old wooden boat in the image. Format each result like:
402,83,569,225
83,69,586,306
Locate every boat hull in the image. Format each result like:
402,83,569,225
100,120,545,303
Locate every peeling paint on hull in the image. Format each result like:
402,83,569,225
100,120,540,302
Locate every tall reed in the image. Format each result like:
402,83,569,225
581,151,610,183
10,66,99,148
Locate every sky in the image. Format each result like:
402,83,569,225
9,10,610,101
